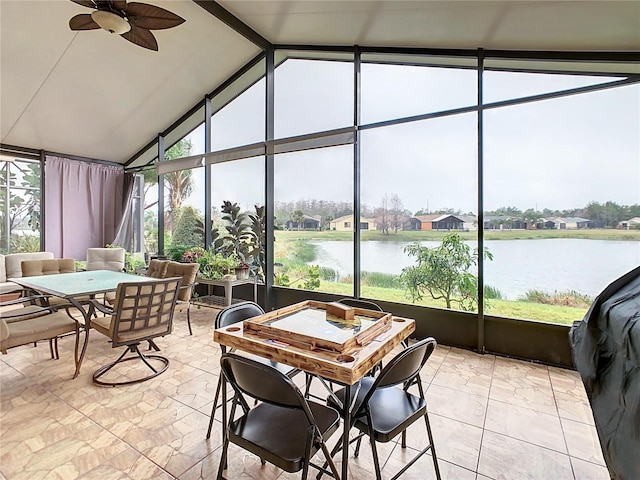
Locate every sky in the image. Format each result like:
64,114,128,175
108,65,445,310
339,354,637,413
177,59,639,216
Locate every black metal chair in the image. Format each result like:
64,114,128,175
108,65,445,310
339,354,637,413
206,301,300,439
217,353,341,480
324,337,441,480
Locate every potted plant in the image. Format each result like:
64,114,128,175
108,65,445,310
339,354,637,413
194,250,238,280
235,260,251,280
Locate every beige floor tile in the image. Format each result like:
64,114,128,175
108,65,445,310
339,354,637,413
478,431,573,480
426,383,488,428
485,399,567,453
416,413,484,471
560,417,606,466
570,456,610,480
548,366,595,426
0,309,596,480
489,357,557,415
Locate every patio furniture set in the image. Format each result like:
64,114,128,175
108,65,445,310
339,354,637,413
0,249,442,480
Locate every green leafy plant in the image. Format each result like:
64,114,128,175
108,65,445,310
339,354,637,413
276,265,321,291
195,250,238,280
219,201,258,262
399,233,493,311
166,243,189,262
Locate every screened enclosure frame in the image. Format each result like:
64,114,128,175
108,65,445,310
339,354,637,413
124,44,640,363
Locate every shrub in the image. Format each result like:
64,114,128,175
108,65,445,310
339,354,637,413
361,271,397,289
484,284,503,300
319,266,339,281
519,289,592,308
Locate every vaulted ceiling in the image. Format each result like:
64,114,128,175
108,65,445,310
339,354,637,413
1,1,638,165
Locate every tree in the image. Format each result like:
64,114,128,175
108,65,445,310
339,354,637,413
376,194,390,234
292,209,305,230
522,208,543,229
389,193,404,233
399,233,493,311
0,161,40,252
171,206,204,248
141,138,195,229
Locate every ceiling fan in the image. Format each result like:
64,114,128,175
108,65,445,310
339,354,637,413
69,0,185,51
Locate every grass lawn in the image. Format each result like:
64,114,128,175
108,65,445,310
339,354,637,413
312,281,586,326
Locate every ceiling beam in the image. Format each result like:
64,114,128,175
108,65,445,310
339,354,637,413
193,0,272,51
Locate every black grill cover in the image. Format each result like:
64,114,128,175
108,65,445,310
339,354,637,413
569,266,640,480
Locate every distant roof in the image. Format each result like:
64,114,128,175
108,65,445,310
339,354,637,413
331,214,375,223
414,214,470,223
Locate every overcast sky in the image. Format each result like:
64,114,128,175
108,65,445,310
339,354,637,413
180,59,639,215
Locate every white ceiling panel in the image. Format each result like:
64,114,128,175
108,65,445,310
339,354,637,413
1,0,638,165
219,0,640,50
1,0,260,163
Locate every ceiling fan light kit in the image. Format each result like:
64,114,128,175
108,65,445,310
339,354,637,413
91,10,130,35
69,0,185,51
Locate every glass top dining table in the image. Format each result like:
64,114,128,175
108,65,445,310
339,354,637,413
10,270,157,378
10,270,150,298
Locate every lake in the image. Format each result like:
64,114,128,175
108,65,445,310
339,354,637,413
310,238,640,300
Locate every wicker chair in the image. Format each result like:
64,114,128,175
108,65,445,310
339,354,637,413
90,277,181,386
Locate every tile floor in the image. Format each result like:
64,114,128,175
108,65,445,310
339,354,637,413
0,307,609,480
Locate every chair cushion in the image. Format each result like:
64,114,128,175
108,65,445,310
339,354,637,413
86,248,125,272
0,281,22,294
5,252,54,279
1,305,51,323
146,259,167,279
165,261,199,301
21,258,76,277
91,315,112,337
103,291,116,305
0,254,5,283
0,312,77,352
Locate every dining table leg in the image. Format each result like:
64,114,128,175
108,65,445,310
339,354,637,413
69,297,91,379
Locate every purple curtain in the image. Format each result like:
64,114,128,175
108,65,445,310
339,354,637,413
44,156,125,260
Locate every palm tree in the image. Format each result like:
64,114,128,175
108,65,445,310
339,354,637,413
292,210,305,230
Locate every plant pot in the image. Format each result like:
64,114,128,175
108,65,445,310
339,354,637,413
235,267,250,280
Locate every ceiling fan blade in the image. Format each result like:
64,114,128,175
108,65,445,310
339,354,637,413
69,13,100,30
126,2,185,30
70,0,97,9
121,25,158,51
112,0,127,10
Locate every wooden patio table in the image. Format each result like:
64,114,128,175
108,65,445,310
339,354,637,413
214,300,415,480
10,270,156,379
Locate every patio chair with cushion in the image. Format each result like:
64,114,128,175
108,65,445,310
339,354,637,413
146,258,168,278
324,337,442,480
216,353,341,480
1,252,55,294
20,258,92,311
0,299,80,361
103,258,168,306
86,247,125,272
164,260,199,335
89,277,181,386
